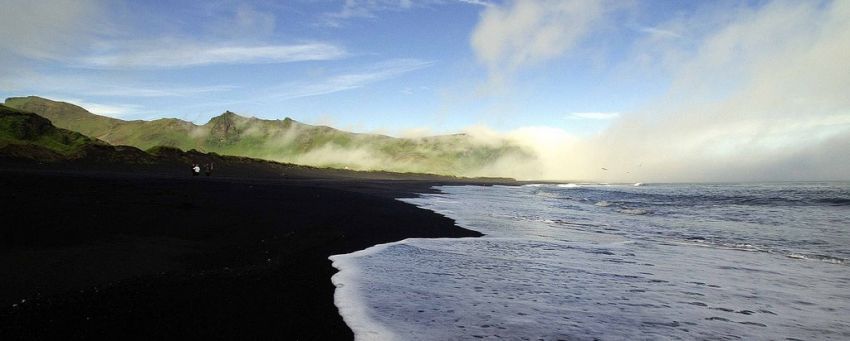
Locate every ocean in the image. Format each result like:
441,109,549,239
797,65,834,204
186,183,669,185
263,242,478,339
330,183,850,340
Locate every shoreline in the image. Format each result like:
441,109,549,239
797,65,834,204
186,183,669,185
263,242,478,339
0,165,504,339
329,240,411,341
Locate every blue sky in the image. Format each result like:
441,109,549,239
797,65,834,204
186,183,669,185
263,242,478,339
1,0,848,181
0,0,670,134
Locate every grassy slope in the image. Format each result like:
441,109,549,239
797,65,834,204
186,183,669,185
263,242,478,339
4,97,120,140
5,96,533,176
0,104,163,166
0,104,98,159
1,103,519,184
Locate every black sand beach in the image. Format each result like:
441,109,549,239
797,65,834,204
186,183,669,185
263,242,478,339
0,163,506,339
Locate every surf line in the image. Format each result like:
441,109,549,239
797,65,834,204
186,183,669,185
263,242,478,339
329,186,493,340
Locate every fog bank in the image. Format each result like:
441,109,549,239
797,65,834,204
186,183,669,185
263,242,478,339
466,0,850,182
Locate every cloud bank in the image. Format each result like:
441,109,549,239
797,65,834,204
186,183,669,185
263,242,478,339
470,0,850,182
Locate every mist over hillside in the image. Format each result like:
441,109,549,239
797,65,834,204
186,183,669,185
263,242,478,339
5,96,537,177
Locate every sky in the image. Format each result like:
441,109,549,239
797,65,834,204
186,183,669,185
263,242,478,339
1,0,848,181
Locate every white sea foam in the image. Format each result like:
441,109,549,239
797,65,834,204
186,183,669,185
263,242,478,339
618,208,649,215
787,253,846,264
329,241,405,341
330,183,850,340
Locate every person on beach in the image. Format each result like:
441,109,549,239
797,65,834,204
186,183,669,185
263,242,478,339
193,164,200,176
205,163,213,176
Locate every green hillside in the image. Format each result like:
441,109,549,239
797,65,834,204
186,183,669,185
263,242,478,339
4,97,121,140
0,104,99,160
5,96,534,176
0,104,156,164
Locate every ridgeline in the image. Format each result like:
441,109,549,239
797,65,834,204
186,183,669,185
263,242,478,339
4,96,534,176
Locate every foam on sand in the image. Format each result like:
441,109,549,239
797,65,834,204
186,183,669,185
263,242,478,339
329,183,850,340
330,241,406,341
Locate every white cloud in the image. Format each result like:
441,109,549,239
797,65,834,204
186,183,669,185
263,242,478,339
87,84,239,98
470,0,624,90
82,103,142,118
79,42,347,69
321,0,399,26
273,59,434,99
320,0,485,27
568,112,620,120
0,0,107,62
48,97,144,119
638,26,681,39
1,72,236,98
0,1,346,72
458,0,493,7
486,1,850,182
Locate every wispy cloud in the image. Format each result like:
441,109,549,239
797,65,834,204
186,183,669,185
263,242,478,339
470,0,628,91
87,84,239,98
2,72,237,98
79,42,347,69
320,0,485,27
273,59,434,99
567,112,620,120
458,0,493,7
320,0,401,27
638,26,682,39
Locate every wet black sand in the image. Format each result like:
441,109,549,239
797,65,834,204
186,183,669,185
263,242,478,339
0,165,506,339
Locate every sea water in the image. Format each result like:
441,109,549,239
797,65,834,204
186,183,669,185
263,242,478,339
330,183,850,340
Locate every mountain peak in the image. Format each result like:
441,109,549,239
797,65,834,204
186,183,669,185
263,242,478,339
205,111,251,144
205,111,244,125
219,110,242,118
